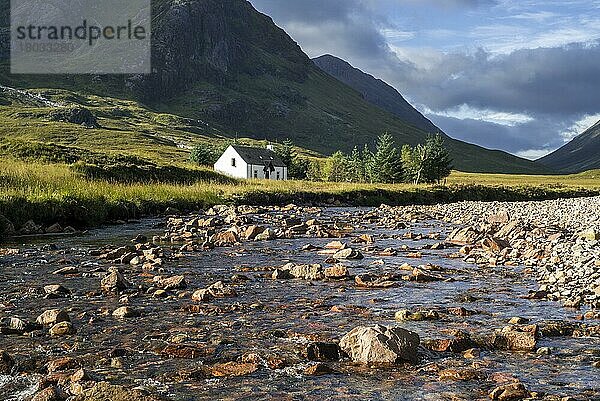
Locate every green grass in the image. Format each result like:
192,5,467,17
1,157,599,238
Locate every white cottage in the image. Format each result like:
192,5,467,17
214,145,288,180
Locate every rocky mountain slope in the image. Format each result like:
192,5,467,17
538,121,600,173
313,54,440,134
0,0,549,173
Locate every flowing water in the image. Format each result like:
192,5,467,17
0,208,598,400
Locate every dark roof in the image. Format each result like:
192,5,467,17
231,145,287,167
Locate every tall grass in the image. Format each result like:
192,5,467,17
1,158,600,231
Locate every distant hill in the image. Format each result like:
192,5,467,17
313,54,548,174
538,120,600,173
0,0,549,174
313,54,440,134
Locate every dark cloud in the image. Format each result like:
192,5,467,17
392,44,600,116
250,0,393,60
428,114,570,155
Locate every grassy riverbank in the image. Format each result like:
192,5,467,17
2,158,600,234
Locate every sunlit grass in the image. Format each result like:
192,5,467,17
1,157,599,231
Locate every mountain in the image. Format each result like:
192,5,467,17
312,54,549,174
313,54,440,134
0,0,549,174
538,120,600,173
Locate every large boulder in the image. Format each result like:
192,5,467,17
339,325,419,364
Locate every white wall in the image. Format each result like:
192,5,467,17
248,165,288,180
214,146,249,179
214,145,289,180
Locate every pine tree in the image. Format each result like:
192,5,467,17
276,139,296,168
362,144,375,183
401,134,452,184
370,132,402,183
347,146,366,182
424,134,453,184
325,151,349,182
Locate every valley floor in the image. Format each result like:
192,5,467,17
1,158,600,237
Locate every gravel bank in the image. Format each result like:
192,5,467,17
384,196,600,308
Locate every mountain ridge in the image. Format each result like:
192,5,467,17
313,54,441,134
538,120,600,173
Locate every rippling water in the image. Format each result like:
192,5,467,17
0,208,598,400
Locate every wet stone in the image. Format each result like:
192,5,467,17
0,349,15,374
101,268,130,293
304,362,334,376
210,362,258,377
304,342,342,361
112,306,140,319
489,382,531,400
339,325,420,364
49,321,76,336
36,309,70,326
492,326,537,351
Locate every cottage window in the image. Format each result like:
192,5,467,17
254,170,258,179
231,158,236,167
276,171,280,180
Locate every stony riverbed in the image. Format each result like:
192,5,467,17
0,202,599,401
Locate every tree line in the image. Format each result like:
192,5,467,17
189,133,453,185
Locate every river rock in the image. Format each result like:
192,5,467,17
19,220,43,235
481,237,511,252
304,342,342,361
489,382,531,400
271,268,293,279
44,284,70,298
49,321,76,336
192,281,237,300
244,225,265,240
72,381,164,401
47,357,80,373
0,317,40,334
304,362,334,376
333,248,364,260
112,306,140,319
488,210,510,224
255,228,276,241
395,309,439,322
0,214,15,236
339,325,419,364
446,226,482,245
324,264,349,279
36,309,70,326
101,268,130,292
45,223,63,234
31,386,64,401
212,230,239,245
492,326,537,351
287,263,325,280
153,275,187,291
210,362,258,377
578,228,600,241
52,266,78,275
0,350,14,374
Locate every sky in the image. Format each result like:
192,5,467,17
249,0,600,159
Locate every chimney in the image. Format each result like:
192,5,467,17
266,144,275,151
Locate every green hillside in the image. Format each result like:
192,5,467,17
0,0,549,174
538,121,600,173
